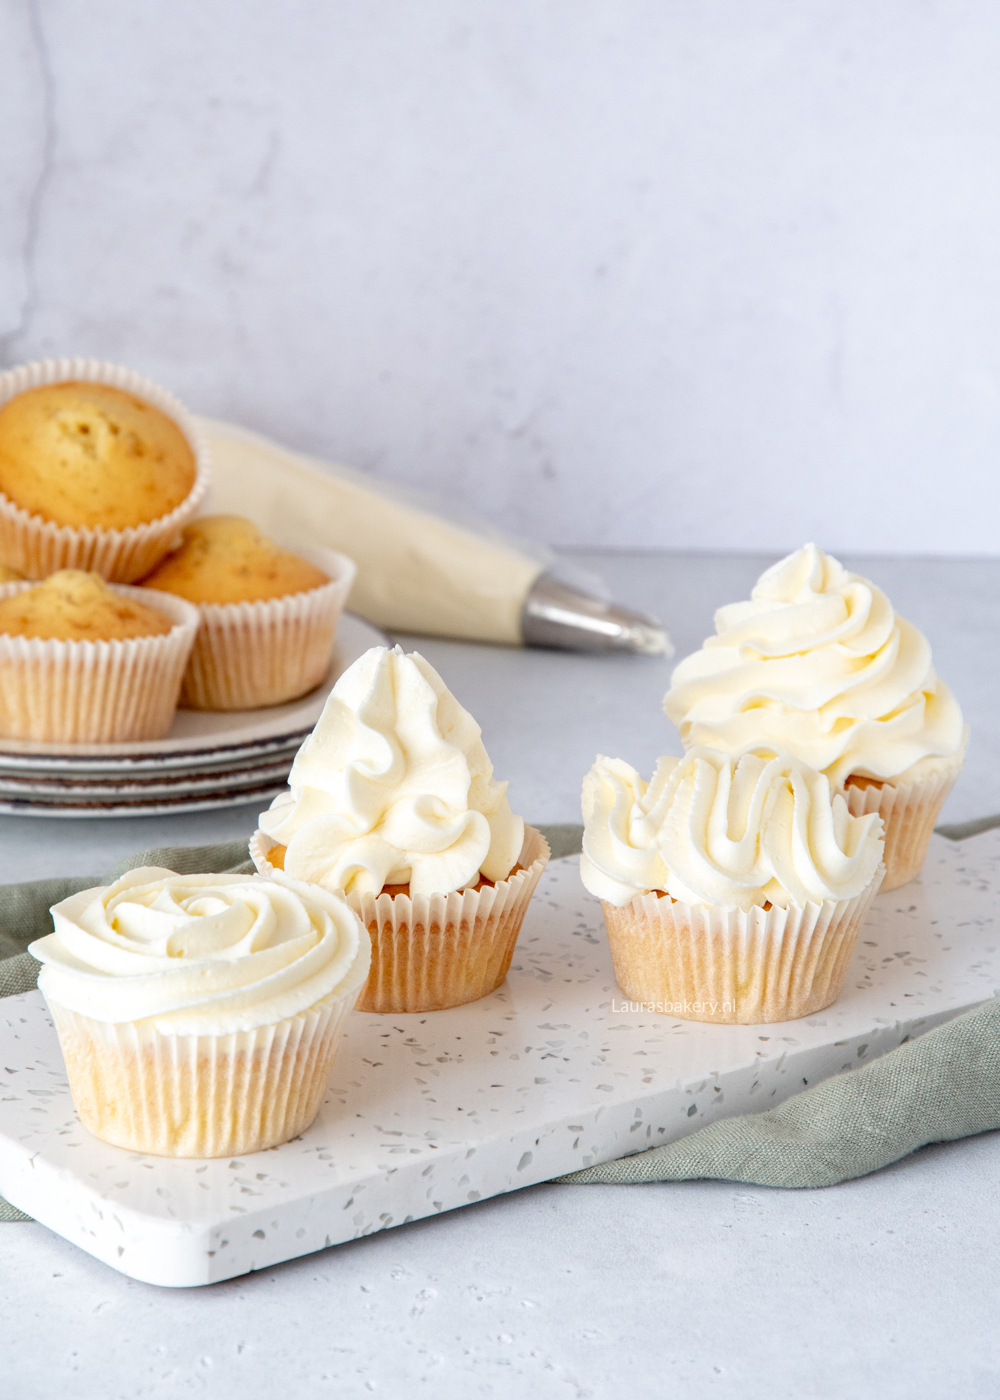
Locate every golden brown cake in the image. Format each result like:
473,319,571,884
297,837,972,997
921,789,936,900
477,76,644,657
140,515,329,603
0,563,23,583
0,569,173,642
0,574,198,743
139,517,352,712
0,381,197,530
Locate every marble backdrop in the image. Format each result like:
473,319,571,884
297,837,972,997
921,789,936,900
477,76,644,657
1,1,998,554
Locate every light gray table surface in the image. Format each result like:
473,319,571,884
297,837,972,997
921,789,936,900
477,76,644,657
3,550,999,1398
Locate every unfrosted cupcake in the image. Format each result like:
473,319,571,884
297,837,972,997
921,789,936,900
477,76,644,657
581,747,885,1024
29,867,371,1158
0,570,198,742
140,515,356,710
251,645,549,1013
0,360,209,581
663,544,967,891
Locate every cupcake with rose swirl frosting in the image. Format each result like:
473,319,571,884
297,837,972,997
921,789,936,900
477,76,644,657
29,868,370,1158
581,748,885,1024
251,644,549,1013
663,544,967,891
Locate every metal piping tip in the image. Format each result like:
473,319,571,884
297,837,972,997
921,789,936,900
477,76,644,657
520,571,672,656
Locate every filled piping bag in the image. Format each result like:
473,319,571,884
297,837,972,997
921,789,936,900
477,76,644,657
198,417,669,655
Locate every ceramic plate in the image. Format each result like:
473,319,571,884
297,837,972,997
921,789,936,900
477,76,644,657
0,757,295,800
0,614,386,814
0,782,292,819
0,615,385,778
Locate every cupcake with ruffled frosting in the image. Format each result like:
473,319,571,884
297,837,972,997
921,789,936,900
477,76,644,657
663,544,967,891
251,645,549,1013
30,867,370,1157
581,747,885,1024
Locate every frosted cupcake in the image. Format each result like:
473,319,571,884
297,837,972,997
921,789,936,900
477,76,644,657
29,867,370,1158
0,570,198,743
581,748,885,1024
251,645,549,1013
663,545,967,891
140,515,356,710
0,361,209,582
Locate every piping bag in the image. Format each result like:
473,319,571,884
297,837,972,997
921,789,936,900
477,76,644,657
198,418,669,655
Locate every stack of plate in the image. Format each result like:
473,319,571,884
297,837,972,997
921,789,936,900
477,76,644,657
0,615,385,817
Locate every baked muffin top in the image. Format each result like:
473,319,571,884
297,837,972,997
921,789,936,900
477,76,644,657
140,515,329,605
0,381,197,530
0,570,174,641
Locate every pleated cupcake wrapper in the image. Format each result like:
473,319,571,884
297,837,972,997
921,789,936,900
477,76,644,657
844,750,965,892
45,991,354,1159
0,582,199,743
600,865,884,1026
178,546,357,711
0,358,210,582
250,825,550,1014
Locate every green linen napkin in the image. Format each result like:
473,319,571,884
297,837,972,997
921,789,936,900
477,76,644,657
556,994,1000,1188
1,818,997,1223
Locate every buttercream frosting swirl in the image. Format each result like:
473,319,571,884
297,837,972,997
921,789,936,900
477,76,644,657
30,867,370,1035
663,544,965,787
258,645,524,897
581,748,884,910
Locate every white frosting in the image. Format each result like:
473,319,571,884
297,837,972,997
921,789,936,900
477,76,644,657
259,646,524,897
581,748,884,911
29,867,370,1035
663,544,965,787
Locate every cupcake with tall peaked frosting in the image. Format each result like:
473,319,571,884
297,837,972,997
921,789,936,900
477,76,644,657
29,867,370,1157
581,747,885,1024
250,645,549,1013
663,545,967,891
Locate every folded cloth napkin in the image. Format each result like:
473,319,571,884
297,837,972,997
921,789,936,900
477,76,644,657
556,994,1000,1188
2,818,997,1222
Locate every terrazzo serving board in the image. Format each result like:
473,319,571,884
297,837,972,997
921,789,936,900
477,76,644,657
1,830,997,1288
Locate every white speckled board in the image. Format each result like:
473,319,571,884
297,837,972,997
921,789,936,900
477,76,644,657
1,831,997,1288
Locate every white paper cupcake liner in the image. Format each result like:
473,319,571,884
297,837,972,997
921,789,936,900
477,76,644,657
45,991,354,1158
0,359,210,582
176,546,357,711
0,580,199,742
600,864,884,1025
251,825,550,1013
844,748,965,892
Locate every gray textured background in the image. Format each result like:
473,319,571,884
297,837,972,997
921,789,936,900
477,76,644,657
2,0,999,553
